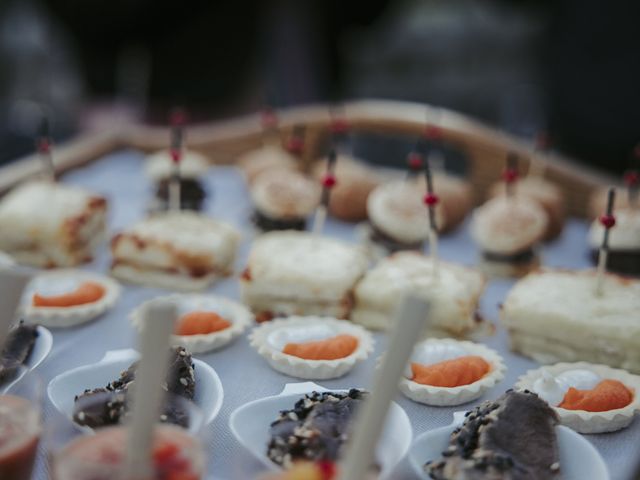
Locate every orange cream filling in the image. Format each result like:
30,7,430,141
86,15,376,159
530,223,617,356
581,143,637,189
175,311,232,336
411,355,490,387
559,379,633,412
33,281,106,307
283,334,359,360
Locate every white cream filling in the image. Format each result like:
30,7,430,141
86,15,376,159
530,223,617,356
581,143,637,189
267,324,339,351
532,369,602,406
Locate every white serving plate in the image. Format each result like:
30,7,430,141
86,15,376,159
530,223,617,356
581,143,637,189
408,411,609,480
229,381,412,479
47,348,223,426
28,325,52,370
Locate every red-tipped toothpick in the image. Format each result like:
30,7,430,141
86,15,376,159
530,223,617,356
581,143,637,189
36,116,55,181
528,131,550,178
423,156,440,274
312,150,338,236
503,153,519,197
286,125,306,157
624,170,639,208
595,188,616,295
168,108,186,211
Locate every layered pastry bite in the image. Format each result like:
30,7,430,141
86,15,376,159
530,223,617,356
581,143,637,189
240,231,368,322
432,172,473,233
471,195,548,277
111,211,240,291
399,339,505,406
238,144,299,185
366,179,445,252
145,149,209,211
351,251,486,336
267,389,367,469
488,175,565,240
588,208,640,276
73,346,195,429
21,270,120,328
311,155,380,222
132,294,253,353
0,322,39,385
250,169,321,231
425,390,560,479
0,181,107,268
249,316,373,379
517,362,640,433
501,269,640,373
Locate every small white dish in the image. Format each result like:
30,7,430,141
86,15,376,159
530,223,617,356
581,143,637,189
229,381,412,479
408,414,609,480
47,349,223,426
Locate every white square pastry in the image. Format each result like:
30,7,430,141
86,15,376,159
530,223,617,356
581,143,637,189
111,211,240,291
351,251,486,335
0,181,107,267
501,269,640,373
240,231,369,321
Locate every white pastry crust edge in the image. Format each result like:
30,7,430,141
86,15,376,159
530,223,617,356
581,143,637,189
21,270,121,328
111,264,222,292
249,316,374,380
516,362,640,433
399,339,506,406
131,294,253,353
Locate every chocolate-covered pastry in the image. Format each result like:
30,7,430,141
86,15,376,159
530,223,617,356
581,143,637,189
267,389,367,468
426,390,560,479
0,322,39,385
73,346,196,428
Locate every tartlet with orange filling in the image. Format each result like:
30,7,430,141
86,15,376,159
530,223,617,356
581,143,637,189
399,338,505,406
516,362,640,433
249,316,373,379
21,270,120,327
131,294,253,353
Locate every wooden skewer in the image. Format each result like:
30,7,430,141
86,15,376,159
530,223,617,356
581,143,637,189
125,300,177,479
37,117,56,182
168,110,185,212
423,156,440,275
0,267,33,353
595,188,616,296
338,295,429,480
312,147,338,236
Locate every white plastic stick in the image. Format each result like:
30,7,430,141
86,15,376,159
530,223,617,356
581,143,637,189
0,267,33,352
312,205,327,237
338,295,429,480
595,248,608,296
428,228,439,276
125,301,176,479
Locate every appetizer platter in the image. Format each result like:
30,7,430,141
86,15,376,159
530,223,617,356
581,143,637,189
0,100,638,480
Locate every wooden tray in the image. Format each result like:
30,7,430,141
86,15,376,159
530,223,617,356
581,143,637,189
0,99,614,218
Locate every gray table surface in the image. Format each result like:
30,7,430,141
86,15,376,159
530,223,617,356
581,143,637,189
30,150,639,479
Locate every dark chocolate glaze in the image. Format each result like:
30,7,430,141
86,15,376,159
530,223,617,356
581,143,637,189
73,346,196,429
426,390,560,480
369,225,424,253
155,178,207,211
0,322,39,385
253,210,306,232
267,389,368,468
590,249,640,277
482,248,535,264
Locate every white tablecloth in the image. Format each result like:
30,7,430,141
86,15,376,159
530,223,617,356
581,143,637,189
30,150,639,479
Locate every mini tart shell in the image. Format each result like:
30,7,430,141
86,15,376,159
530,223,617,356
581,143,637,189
516,362,640,433
249,316,374,380
21,270,120,328
131,294,253,354
399,339,506,406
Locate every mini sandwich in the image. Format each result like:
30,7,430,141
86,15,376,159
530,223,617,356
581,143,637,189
471,196,548,277
250,169,320,231
145,149,209,211
311,155,380,222
367,179,445,252
240,231,368,322
111,211,239,291
501,269,640,373
489,176,565,240
238,144,298,185
588,209,640,276
0,181,107,268
351,251,486,336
